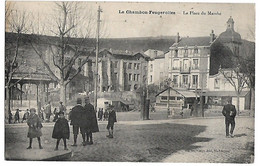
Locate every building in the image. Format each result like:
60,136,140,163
154,17,252,111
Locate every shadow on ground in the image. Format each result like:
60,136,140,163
69,123,211,162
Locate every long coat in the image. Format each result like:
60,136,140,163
69,105,84,126
52,118,70,139
27,114,43,138
108,110,117,126
84,103,99,133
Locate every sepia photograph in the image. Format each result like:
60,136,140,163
4,0,255,163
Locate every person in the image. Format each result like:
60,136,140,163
103,109,109,121
22,109,30,123
222,99,237,138
39,108,44,121
45,101,52,122
26,108,43,149
69,98,85,146
59,101,66,115
106,105,117,138
98,108,103,121
83,97,99,145
52,112,70,150
14,109,20,123
9,112,13,124
53,108,59,122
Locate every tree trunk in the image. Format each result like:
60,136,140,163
236,95,240,115
60,82,66,106
5,87,11,124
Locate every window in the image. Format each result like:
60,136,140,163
134,63,137,69
150,64,153,72
129,73,132,81
193,59,199,69
161,96,167,100
115,73,118,80
192,75,198,86
128,63,132,69
183,75,188,85
183,59,189,70
114,61,118,68
123,62,127,69
184,49,188,57
172,59,179,70
174,49,178,57
173,75,178,85
169,96,175,100
133,74,136,81
194,48,198,54
214,78,220,89
137,63,140,70
137,74,140,81
177,97,182,100
150,75,153,82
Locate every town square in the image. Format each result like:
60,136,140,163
4,1,255,163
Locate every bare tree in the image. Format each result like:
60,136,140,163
5,3,32,123
30,2,95,106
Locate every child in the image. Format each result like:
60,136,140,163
106,105,117,138
27,108,43,149
52,112,70,150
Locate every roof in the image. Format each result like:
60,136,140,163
204,91,250,97
218,29,241,43
156,87,197,98
171,36,211,47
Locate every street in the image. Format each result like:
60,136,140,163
5,114,254,163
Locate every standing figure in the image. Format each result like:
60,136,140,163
59,101,66,116
106,105,117,138
26,108,43,149
9,112,13,124
69,98,85,146
222,99,237,138
53,108,59,122
52,112,70,150
84,97,99,145
45,101,52,122
38,108,44,121
103,109,109,121
22,109,30,123
98,108,103,121
14,109,20,123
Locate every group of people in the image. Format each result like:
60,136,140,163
26,96,117,150
97,108,109,121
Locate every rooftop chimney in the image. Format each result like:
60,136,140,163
175,32,180,43
210,30,215,43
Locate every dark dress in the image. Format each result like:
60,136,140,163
84,103,99,133
52,118,70,139
27,114,43,138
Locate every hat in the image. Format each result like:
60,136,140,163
59,101,63,104
30,108,36,113
76,98,82,104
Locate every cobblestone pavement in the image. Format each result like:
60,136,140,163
5,116,254,163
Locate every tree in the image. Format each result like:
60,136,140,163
5,3,32,123
30,2,95,106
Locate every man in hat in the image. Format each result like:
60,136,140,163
69,98,85,146
59,101,66,114
222,98,237,138
83,96,99,145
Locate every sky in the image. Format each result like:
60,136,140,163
7,1,255,41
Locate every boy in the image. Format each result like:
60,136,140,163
106,105,117,138
52,112,70,150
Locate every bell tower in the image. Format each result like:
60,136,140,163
227,16,234,30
